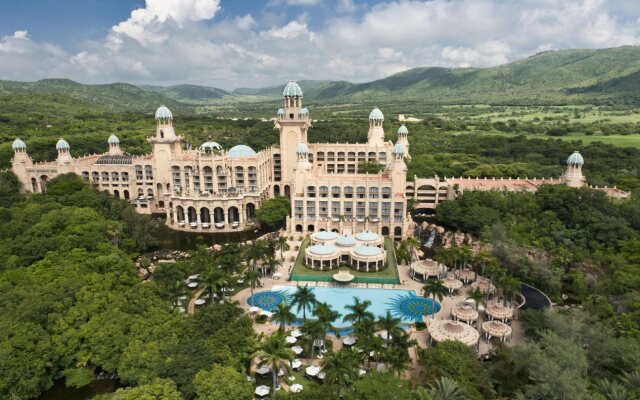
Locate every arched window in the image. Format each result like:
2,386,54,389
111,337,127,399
316,152,325,161
382,187,392,199
331,186,340,198
147,188,153,198
144,165,153,180
121,172,129,182
135,165,143,180
81,171,89,180
307,186,316,197
101,171,109,181
344,186,353,198
319,186,328,197
111,171,119,181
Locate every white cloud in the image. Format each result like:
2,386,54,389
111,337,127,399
1,0,639,89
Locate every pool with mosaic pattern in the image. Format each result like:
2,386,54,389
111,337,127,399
247,285,440,328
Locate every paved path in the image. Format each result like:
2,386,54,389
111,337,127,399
187,288,206,315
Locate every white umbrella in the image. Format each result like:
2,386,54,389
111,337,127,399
255,365,270,375
291,359,302,369
278,368,285,377
291,329,302,338
290,384,303,393
378,330,392,340
194,299,206,306
260,310,273,318
249,306,260,313
285,336,297,344
342,336,357,346
291,346,304,355
273,272,282,278
358,368,367,377
187,274,200,280
255,385,270,397
318,371,326,380
187,282,198,288
305,365,320,377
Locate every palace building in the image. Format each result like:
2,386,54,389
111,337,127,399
10,81,629,239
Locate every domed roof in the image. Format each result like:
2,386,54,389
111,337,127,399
369,107,384,121
308,244,338,256
299,107,309,115
277,108,285,116
283,81,303,97
12,138,26,150
199,141,223,152
56,138,70,150
296,143,309,155
108,134,120,145
392,143,405,156
228,144,257,158
567,151,584,166
355,231,380,242
155,105,173,120
313,230,338,241
336,235,356,247
354,245,382,257
398,125,408,135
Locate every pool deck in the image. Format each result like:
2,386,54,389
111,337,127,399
231,233,525,359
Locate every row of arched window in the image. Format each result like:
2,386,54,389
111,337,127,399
306,185,392,199
315,151,387,162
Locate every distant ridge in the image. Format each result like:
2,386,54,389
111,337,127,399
2,46,640,108
0,79,191,113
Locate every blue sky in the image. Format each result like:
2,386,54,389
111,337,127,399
0,0,638,89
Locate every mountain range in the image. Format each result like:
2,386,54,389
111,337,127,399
1,46,639,113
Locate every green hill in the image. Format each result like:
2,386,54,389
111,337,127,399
140,84,230,102
234,46,640,105
0,79,192,113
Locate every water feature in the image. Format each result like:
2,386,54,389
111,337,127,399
36,378,121,400
519,283,552,310
247,285,441,330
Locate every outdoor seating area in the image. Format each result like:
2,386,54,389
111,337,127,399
409,259,447,281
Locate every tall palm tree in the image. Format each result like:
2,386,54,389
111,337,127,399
272,302,296,332
321,348,360,396
429,377,465,400
377,311,403,348
275,236,290,261
458,245,472,272
201,267,229,305
244,239,267,268
595,378,631,400
500,275,521,307
467,287,486,311
254,332,295,398
405,236,420,263
352,316,379,368
243,267,261,306
265,255,281,276
301,319,325,366
291,285,317,321
343,297,374,325
314,302,341,350
423,280,447,319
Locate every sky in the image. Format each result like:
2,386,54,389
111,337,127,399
0,0,639,90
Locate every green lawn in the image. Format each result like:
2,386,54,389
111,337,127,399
290,237,400,284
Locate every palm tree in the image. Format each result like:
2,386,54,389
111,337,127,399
458,245,472,272
275,236,290,261
377,311,403,348
243,267,261,306
500,275,521,307
429,377,464,400
201,267,229,305
423,279,447,319
291,285,317,321
321,348,360,396
352,316,379,368
244,240,267,268
265,255,281,276
405,236,420,262
595,378,631,400
314,302,341,350
620,370,640,393
467,287,486,312
272,302,296,332
300,320,325,366
343,297,374,325
254,332,295,398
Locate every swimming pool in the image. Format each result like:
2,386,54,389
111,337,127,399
247,285,440,328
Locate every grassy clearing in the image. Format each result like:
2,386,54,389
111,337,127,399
444,130,640,148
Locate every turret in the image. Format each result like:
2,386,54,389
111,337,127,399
368,107,385,146
277,81,310,184
154,105,176,140
108,134,123,155
562,151,586,188
389,143,407,194
56,138,72,161
397,124,410,158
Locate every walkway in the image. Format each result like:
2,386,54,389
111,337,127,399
187,288,206,315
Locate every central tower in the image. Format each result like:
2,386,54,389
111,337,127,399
277,81,310,186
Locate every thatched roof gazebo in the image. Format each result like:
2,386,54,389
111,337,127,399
428,320,479,347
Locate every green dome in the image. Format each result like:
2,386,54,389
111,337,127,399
108,134,120,145
369,107,384,121
566,151,584,166
228,145,257,158
398,125,408,135
56,138,70,150
283,81,303,97
12,138,26,150
155,105,173,120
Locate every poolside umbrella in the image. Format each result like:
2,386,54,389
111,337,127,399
249,306,260,313
318,371,326,380
255,385,270,397
342,336,357,346
285,335,297,344
255,365,270,376
291,346,304,355
290,329,302,337
187,282,198,288
194,299,206,306
358,368,367,377
278,368,286,377
482,320,512,343
485,303,514,322
290,384,304,393
305,365,320,377
291,359,302,370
